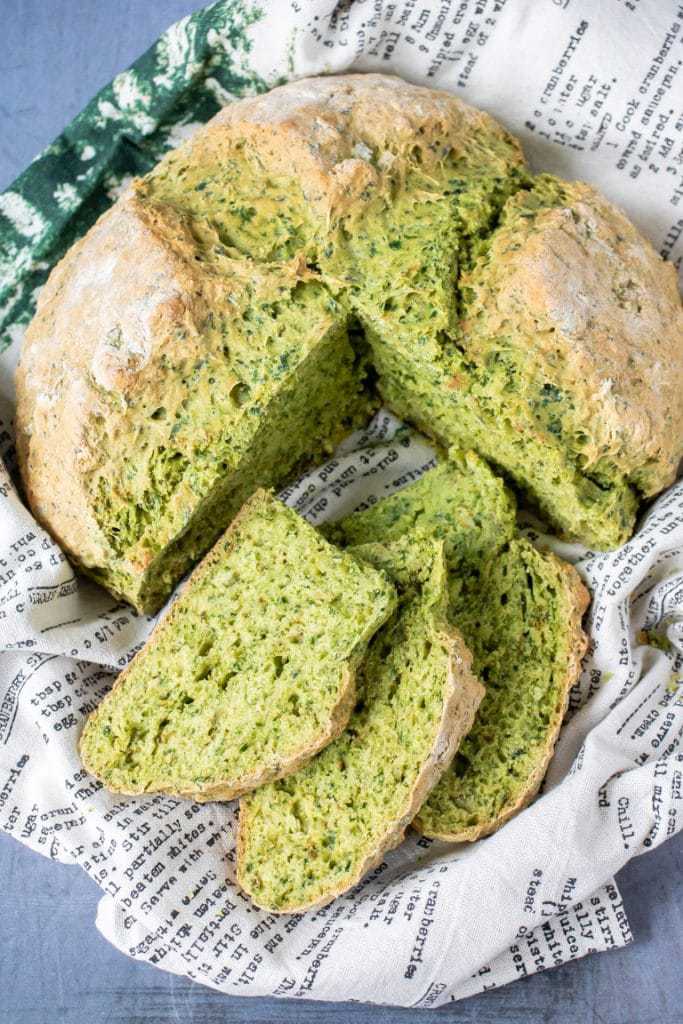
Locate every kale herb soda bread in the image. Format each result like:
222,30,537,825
16,74,683,611
331,455,589,841
237,537,484,912
79,490,396,800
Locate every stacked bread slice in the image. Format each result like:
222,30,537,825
326,455,589,841
81,453,587,912
237,536,484,913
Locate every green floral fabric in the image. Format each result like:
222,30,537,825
0,0,268,355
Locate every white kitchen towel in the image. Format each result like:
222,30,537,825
0,0,681,1008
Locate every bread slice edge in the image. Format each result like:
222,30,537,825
413,553,589,842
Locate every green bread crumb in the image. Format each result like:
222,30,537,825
637,629,673,654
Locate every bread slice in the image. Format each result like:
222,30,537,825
329,456,588,840
79,490,396,801
415,539,588,840
325,448,515,575
236,537,484,912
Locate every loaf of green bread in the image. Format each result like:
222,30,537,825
16,75,683,611
237,537,484,912
79,490,396,801
331,455,588,840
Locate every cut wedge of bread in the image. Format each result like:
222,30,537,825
236,537,484,912
331,456,589,841
79,490,396,801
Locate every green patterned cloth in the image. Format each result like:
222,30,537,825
0,0,267,357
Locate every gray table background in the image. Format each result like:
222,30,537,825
1,3,681,1022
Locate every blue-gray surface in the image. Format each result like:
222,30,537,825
0,3,681,1022
0,833,681,1024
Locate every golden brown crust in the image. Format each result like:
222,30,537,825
78,490,365,800
462,181,683,494
412,554,589,842
206,73,524,213
15,192,212,585
235,623,485,914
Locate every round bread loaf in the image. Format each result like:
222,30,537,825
15,74,683,610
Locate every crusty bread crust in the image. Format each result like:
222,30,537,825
78,489,389,801
412,554,589,842
236,620,485,914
